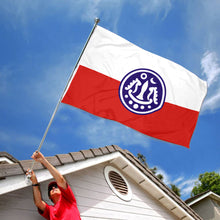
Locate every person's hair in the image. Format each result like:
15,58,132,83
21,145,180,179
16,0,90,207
48,181,58,198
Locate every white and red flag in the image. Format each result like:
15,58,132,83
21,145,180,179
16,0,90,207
61,25,207,148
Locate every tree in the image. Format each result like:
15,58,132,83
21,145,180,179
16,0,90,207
191,171,220,197
156,173,164,181
137,154,164,180
150,166,164,181
170,184,181,197
137,153,148,167
136,153,181,197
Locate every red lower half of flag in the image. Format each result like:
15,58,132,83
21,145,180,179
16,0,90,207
62,65,199,147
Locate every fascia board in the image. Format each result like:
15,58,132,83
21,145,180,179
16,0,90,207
0,152,121,195
112,155,195,220
188,191,220,206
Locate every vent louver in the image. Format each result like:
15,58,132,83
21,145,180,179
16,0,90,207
104,166,132,201
109,171,128,195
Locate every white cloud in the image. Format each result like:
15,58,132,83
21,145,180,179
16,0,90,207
186,1,220,48
154,167,220,199
31,55,73,104
136,0,172,19
201,51,220,112
201,51,220,86
153,167,198,198
76,0,123,24
0,0,123,28
154,167,171,185
65,110,150,148
173,176,184,185
177,169,220,198
202,90,220,112
0,129,57,151
0,0,173,31
178,178,197,197
184,1,220,112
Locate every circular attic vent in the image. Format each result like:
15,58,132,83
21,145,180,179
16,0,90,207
104,166,132,201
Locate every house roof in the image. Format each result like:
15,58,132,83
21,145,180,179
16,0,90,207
185,190,220,206
0,151,19,164
0,145,202,220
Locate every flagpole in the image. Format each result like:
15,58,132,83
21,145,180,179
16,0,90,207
26,18,100,180
61,17,100,100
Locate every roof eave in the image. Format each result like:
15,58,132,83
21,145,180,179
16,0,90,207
0,151,121,195
111,154,199,220
187,191,220,206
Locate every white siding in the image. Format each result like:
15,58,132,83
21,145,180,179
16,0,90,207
191,198,220,220
0,162,179,220
0,186,43,220
66,162,178,220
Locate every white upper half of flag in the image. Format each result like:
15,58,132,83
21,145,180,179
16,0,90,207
77,25,207,112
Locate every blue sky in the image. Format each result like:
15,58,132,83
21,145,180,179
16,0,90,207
1,0,220,200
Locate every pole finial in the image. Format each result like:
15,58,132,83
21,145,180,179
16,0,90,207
95,17,100,24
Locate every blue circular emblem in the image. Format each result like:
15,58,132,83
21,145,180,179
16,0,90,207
119,69,166,115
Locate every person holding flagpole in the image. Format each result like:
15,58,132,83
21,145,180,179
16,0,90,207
24,19,100,220
26,151,81,220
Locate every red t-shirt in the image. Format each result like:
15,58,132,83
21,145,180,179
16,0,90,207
39,184,81,220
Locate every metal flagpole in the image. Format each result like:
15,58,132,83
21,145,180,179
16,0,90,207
26,18,100,180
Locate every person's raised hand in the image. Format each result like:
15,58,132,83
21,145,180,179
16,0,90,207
31,151,45,163
26,169,38,184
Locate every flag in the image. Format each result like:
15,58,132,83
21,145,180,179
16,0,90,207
61,25,207,148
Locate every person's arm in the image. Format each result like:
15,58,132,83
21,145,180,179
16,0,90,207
26,169,46,212
31,151,67,189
